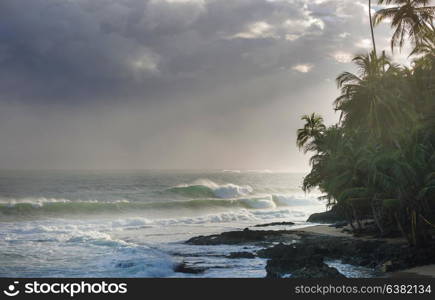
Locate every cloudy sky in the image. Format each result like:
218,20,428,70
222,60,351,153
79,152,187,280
0,0,409,171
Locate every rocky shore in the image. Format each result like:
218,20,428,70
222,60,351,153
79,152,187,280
180,222,435,278
305,206,346,223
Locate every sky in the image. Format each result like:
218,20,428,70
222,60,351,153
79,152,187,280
0,0,413,171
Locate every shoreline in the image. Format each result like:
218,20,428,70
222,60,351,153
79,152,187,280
298,225,435,278
389,265,435,278
297,224,354,238
179,223,435,278
297,224,407,243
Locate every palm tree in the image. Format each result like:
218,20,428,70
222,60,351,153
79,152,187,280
374,0,435,51
363,133,435,246
296,0,435,246
369,0,378,53
334,51,411,141
410,24,435,58
296,113,326,153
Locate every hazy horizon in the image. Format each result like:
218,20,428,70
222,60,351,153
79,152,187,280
0,168,305,173
0,0,411,172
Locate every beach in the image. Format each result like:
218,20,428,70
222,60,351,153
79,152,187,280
299,226,435,278
182,223,435,278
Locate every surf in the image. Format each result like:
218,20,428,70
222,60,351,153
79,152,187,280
165,179,254,199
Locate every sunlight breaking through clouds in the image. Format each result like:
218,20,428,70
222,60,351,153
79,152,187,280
229,21,278,40
356,38,373,49
152,0,205,5
332,51,353,63
0,0,410,170
228,6,325,42
292,64,314,73
130,52,160,74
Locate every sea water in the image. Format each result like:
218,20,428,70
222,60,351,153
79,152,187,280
0,170,325,277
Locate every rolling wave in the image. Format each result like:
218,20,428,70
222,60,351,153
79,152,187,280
0,194,319,218
165,179,253,199
3,209,302,237
0,179,320,218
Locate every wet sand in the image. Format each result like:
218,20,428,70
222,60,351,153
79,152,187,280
298,225,353,237
389,265,435,278
299,224,407,244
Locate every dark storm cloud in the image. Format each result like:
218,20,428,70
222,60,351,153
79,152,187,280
0,0,379,103
0,0,399,170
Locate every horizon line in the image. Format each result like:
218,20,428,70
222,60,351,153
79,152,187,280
0,168,309,173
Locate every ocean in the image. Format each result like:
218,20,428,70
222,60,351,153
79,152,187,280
0,170,326,278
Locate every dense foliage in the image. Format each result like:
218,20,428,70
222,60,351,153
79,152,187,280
297,0,435,247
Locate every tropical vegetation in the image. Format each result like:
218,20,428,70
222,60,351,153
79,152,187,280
297,0,435,247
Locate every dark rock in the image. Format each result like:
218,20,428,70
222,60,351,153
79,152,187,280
380,260,394,273
185,229,298,245
307,206,346,223
288,265,345,278
174,262,206,274
256,234,411,278
227,252,256,259
258,241,345,278
254,222,295,228
261,244,344,278
257,242,331,259
184,224,435,278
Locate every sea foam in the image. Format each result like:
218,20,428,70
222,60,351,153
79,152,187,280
168,179,253,199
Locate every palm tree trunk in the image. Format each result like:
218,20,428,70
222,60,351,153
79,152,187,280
369,0,377,54
395,212,411,245
352,205,362,231
371,197,384,235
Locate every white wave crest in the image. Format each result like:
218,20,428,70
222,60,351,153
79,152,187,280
176,179,253,199
271,194,320,207
0,197,129,207
0,197,71,207
109,208,301,227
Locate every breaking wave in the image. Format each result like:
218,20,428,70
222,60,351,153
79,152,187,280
0,180,320,218
0,195,319,218
0,220,176,277
107,209,305,227
6,209,303,236
166,179,253,199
